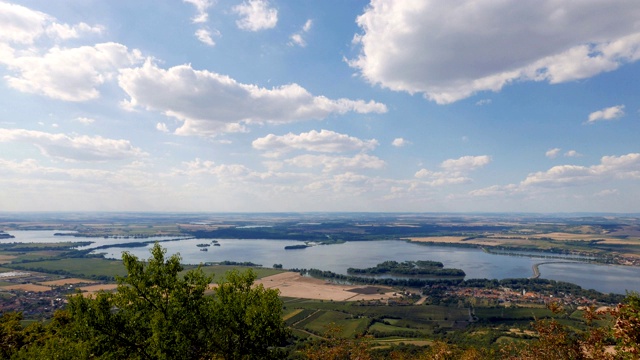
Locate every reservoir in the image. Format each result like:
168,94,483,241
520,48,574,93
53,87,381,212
4,230,640,295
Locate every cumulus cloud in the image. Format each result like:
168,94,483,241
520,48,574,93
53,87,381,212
391,138,409,147
564,150,582,157
2,42,142,101
522,153,640,187
0,2,102,45
441,155,491,172
75,117,95,124
546,148,561,159
252,129,378,157
45,22,103,40
289,19,312,47
0,128,146,161
156,123,169,133
176,158,252,178
349,1,640,103
118,61,387,136
195,28,218,46
232,0,277,31
286,153,385,173
183,0,219,46
183,0,213,23
415,155,491,186
587,105,625,123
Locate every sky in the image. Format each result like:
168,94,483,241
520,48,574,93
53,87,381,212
0,0,639,213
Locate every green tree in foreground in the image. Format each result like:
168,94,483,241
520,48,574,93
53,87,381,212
2,243,289,359
68,243,218,359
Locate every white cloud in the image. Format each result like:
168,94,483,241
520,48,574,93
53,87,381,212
468,184,519,197
595,189,619,197
3,42,142,101
176,158,250,178
118,61,387,136
289,19,312,47
587,105,625,123
391,138,409,147
75,117,95,124
302,19,312,32
156,123,169,133
0,128,147,161
195,28,218,46
45,22,103,40
252,129,378,157
564,150,582,157
233,0,277,31
0,157,169,212
546,148,561,159
350,1,640,104
0,2,102,45
522,153,640,187
415,155,491,186
183,0,213,23
286,153,385,172
544,148,562,159
440,155,491,172
183,1,218,46
0,1,49,44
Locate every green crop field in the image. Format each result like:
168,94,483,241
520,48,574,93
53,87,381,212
302,310,370,338
188,265,284,281
6,258,127,279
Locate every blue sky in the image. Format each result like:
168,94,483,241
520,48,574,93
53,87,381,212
1,0,639,213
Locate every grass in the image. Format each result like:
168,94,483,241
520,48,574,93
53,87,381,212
475,307,555,321
191,265,284,281
6,258,127,279
302,311,370,338
279,298,472,341
284,309,317,326
369,322,430,337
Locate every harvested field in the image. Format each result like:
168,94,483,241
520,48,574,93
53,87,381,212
255,272,394,301
535,232,612,241
0,254,16,264
39,278,96,286
78,284,119,297
1,283,51,292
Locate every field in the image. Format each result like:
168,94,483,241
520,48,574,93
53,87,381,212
0,283,51,292
255,272,396,301
39,278,96,286
0,254,16,264
7,258,128,279
77,284,120,296
407,227,640,262
191,265,284,282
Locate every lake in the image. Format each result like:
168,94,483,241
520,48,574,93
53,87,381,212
4,230,640,294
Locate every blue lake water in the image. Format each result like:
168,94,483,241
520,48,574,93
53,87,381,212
3,230,640,294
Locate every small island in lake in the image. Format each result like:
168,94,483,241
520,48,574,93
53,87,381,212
284,244,310,250
348,260,466,277
0,232,15,239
